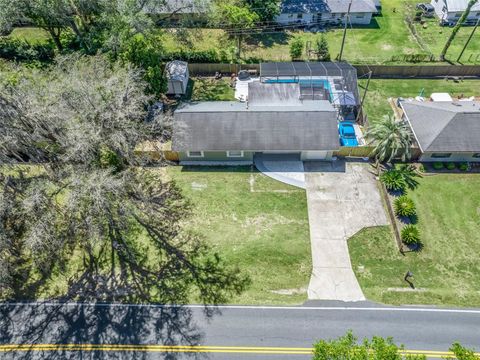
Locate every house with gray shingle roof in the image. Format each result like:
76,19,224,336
172,100,339,164
430,0,480,25
276,0,378,26
171,61,361,164
144,0,211,24
400,100,480,162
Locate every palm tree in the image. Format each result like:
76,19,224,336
440,0,479,61
366,115,413,165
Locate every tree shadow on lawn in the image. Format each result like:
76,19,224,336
245,32,289,47
180,165,253,174
0,302,213,360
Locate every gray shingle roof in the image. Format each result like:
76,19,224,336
280,0,376,14
444,0,480,12
401,101,480,152
326,0,377,13
145,0,211,14
172,101,340,152
280,0,329,13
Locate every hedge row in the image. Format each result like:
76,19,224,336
0,38,55,62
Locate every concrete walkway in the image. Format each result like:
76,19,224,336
254,153,306,189
304,160,389,301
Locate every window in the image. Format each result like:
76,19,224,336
227,151,244,158
297,13,303,19
473,153,480,158
355,15,365,19
187,151,204,158
431,153,452,158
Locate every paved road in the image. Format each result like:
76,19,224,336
1,302,479,359
304,160,388,301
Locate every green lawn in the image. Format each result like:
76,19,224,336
359,78,480,123
188,78,235,101
167,166,312,305
349,173,480,307
5,27,51,43
243,0,424,64
6,2,480,65
414,17,480,64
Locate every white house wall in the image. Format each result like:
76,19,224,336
430,0,480,23
420,152,480,162
276,13,314,25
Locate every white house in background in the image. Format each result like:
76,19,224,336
430,0,480,25
276,0,378,26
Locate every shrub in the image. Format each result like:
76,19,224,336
446,162,456,170
316,35,331,61
380,169,406,191
0,38,55,63
289,38,304,60
433,162,444,170
418,163,426,173
163,49,219,63
401,225,421,245
397,164,421,190
394,195,416,217
458,162,469,171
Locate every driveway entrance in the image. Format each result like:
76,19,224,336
304,160,389,301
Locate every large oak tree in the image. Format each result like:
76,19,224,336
0,56,249,303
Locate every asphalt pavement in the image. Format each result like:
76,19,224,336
0,301,479,359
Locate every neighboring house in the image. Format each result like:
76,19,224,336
276,0,378,26
166,60,189,96
172,62,361,164
430,0,480,25
144,0,211,23
400,100,480,162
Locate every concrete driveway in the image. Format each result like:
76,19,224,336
304,160,388,301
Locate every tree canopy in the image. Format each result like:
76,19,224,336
366,115,413,164
313,331,426,360
0,56,249,303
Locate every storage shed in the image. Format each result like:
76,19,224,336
166,60,189,95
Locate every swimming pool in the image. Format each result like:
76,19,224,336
265,78,333,99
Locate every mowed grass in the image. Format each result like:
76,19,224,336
349,174,480,307
5,1,479,65
359,78,480,123
167,166,312,305
5,27,51,43
243,0,423,63
414,17,480,64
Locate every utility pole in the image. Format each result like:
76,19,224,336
338,0,352,61
457,18,479,63
356,71,372,124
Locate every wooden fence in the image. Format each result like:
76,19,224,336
187,63,480,78
334,146,422,159
334,146,374,158
355,64,480,78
